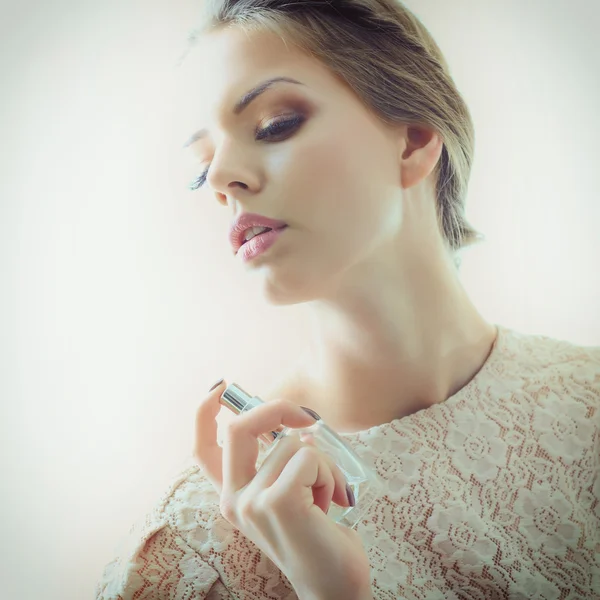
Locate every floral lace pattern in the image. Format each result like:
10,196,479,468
95,326,600,599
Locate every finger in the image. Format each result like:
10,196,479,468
271,445,336,517
248,433,351,513
250,434,304,490
193,378,227,492
310,452,338,515
222,398,318,496
299,432,351,508
256,434,353,512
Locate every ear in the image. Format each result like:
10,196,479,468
398,124,444,190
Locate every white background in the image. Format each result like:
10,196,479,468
2,1,599,598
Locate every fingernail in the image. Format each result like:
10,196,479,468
345,483,356,507
208,378,224,393
300,406,321,421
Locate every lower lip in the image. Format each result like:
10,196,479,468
239,226,288,263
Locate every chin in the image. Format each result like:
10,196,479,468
261,280,318,306
258,268,335,306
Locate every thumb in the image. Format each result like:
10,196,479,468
193,377,227,491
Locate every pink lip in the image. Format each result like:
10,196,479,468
238,226,287,263
229,212,288,254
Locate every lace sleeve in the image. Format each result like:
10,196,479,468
94,521,226,600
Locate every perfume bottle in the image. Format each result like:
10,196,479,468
219,382,383,529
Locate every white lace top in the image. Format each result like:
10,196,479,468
95,325,600,599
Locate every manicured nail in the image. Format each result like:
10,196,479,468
300,406,321,421
346,483,356,507
208,378,224,392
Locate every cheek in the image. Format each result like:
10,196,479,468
297,134,391,242
286,134,359,218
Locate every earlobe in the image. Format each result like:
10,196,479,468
399,125,443,190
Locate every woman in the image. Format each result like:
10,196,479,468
96,0,600,598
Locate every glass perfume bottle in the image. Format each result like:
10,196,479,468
219,382,383,529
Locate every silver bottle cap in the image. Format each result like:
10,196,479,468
220,382,282,443
220,383,265,414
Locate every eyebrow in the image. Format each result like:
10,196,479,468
182,76,305,149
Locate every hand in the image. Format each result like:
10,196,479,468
193,379,373,600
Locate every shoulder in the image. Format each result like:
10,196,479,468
95,462,228,600
476,326,600,467
96,456,293,599
95,520,222,600
135,460,242,557
496,325,600,394
163,462,239,552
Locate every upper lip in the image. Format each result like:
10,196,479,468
229,212,288,254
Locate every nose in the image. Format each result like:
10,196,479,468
214,182,249,207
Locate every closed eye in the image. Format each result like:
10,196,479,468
188,114,305,192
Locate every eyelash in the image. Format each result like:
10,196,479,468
188,115,305,192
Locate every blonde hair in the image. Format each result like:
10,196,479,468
180,0,483,258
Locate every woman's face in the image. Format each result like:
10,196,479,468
178,27,405,305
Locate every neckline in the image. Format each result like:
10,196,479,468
338,323,507,440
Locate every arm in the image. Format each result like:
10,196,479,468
94,523,221,600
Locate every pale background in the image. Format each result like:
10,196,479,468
2,0,599,598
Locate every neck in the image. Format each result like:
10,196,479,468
268,233,497,433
